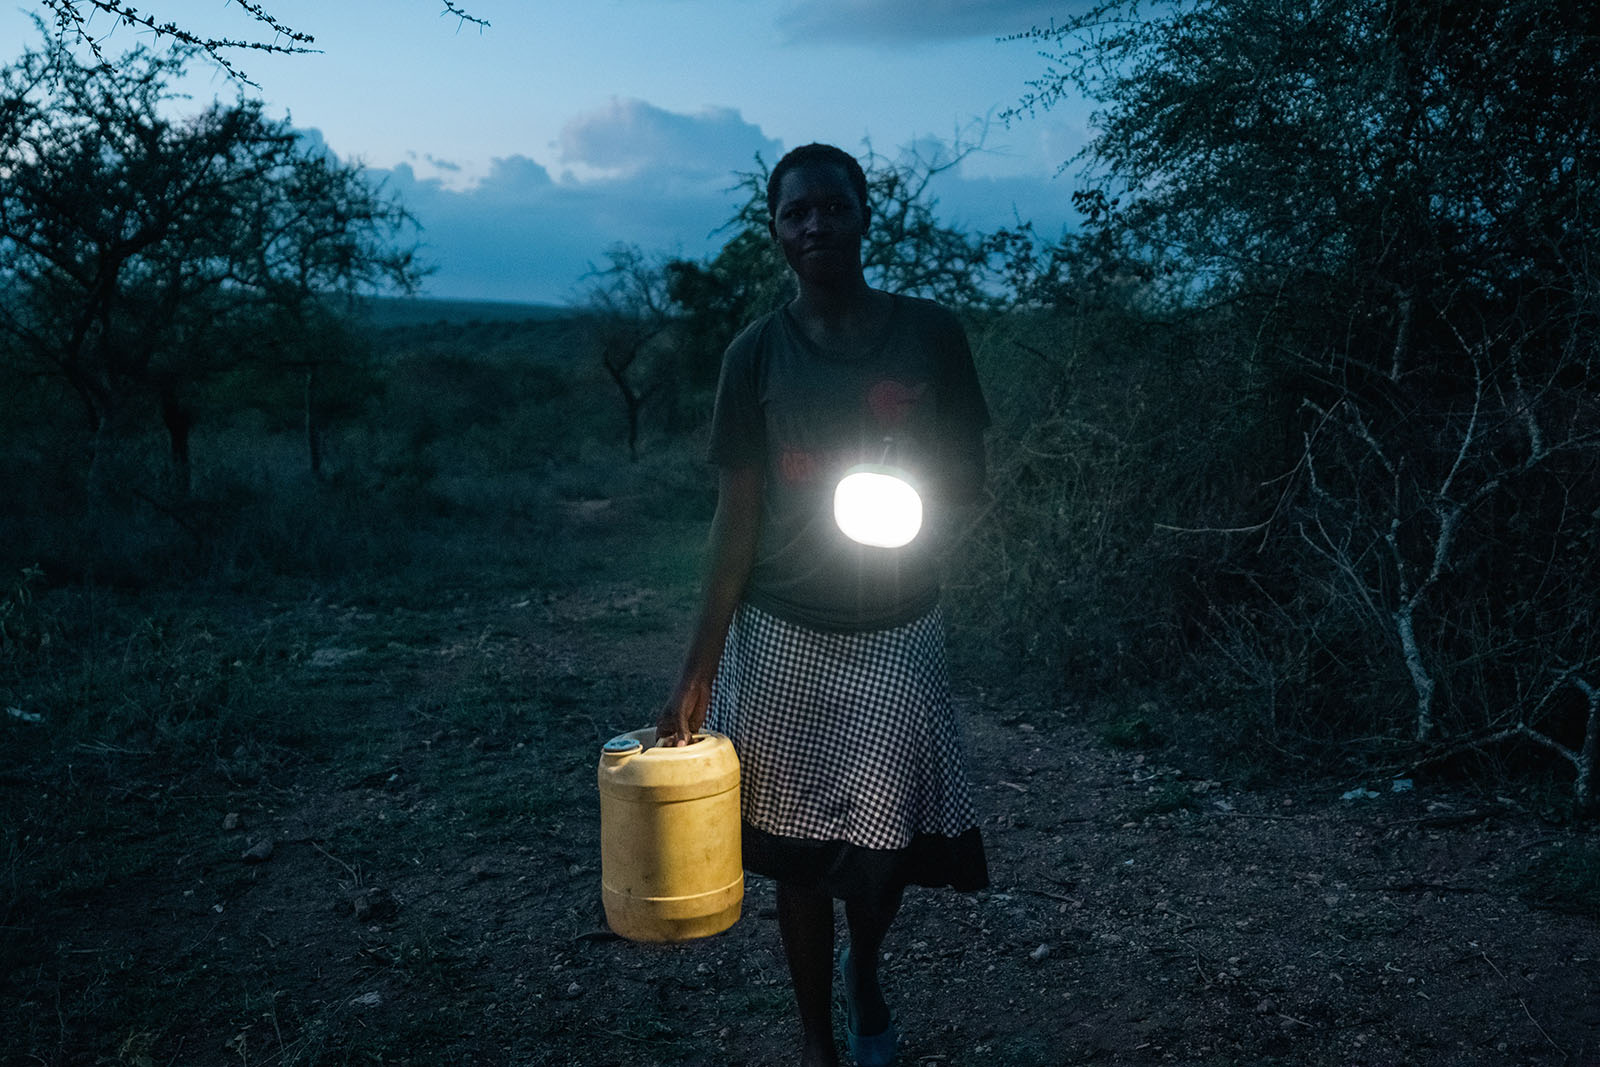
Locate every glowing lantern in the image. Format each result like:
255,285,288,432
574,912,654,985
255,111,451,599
833,465,922,548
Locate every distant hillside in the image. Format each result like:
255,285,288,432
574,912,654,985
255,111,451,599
359,296,576,328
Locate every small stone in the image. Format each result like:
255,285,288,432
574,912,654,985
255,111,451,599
241,838,274,863
221,812,241,831
1029,943,1050,961
564,981,582,999
350,991,382,1009
352,887,399,923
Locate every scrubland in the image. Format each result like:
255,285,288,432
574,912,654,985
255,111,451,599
2,305,1596,1064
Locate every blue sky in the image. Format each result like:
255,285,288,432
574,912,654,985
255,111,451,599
3,1,1095,303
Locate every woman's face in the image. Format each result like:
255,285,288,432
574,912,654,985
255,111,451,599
769,163,868,285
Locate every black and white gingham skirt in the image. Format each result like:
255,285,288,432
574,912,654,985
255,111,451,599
707,602,987,897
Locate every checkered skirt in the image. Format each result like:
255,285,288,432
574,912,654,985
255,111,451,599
706,602,980,861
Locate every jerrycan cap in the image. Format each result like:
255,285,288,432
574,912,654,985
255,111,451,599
602,736,643,757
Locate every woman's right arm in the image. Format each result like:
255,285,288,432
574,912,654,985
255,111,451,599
655,464,763,745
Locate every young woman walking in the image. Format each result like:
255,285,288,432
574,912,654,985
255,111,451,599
657,143,989,1067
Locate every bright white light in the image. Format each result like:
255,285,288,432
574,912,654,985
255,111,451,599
833,467,922,548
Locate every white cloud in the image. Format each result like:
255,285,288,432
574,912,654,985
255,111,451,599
558,98,782,181
367,101,778,303
355,108,1077,304
292,127,336,160
929,171,1074,239
476,154,556,197
776,0,1088,43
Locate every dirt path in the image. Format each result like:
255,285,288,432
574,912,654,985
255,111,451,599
8,537,1600,1066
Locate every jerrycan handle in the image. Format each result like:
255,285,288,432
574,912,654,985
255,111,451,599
647,732,710,750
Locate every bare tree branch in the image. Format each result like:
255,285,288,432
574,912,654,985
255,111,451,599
34,1,487,84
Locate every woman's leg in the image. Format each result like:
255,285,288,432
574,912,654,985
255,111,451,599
776,882,839,1067
842,883,904,1034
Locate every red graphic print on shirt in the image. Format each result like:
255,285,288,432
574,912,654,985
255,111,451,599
779,448,819,486
867,379,929,429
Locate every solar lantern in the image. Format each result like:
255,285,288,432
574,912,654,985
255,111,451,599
833,445,923,549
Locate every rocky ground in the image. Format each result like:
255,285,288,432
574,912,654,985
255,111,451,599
4,519,1598,1066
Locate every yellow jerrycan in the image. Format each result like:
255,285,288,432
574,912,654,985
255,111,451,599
597,728,742,942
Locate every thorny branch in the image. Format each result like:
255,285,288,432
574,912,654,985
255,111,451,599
37,1,487,84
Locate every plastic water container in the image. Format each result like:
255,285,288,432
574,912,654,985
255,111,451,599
597,728,742,942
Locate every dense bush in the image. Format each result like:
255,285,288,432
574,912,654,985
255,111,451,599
989,0,1600,806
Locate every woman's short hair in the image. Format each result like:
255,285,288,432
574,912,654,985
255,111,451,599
766,144,870,223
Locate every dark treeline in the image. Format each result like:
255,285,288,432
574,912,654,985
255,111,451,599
3,0,1597,809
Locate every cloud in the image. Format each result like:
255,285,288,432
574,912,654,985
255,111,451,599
478,154,555,195
558,98,782,181
776,0,1089,43
353,109,1077,305
927,171,1073,239
354,100,784,303
364,103,778,303
292,127,335,160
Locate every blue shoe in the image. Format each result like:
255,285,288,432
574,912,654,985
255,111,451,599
839,946,898,1067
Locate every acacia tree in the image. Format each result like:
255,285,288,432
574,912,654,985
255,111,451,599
0,39,423,499
581,244,679,462
1013,0,1600,803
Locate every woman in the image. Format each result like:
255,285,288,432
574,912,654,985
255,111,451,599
656,143,989,1067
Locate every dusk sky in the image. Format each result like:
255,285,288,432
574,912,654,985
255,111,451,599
3,1,1096,304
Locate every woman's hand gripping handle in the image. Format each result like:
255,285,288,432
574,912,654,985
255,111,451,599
655,677,711,748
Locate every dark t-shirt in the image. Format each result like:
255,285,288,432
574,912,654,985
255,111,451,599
708,293,990,632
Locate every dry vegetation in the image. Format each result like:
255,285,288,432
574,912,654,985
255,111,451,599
5,4,1599,1059
2,309,1598,1065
